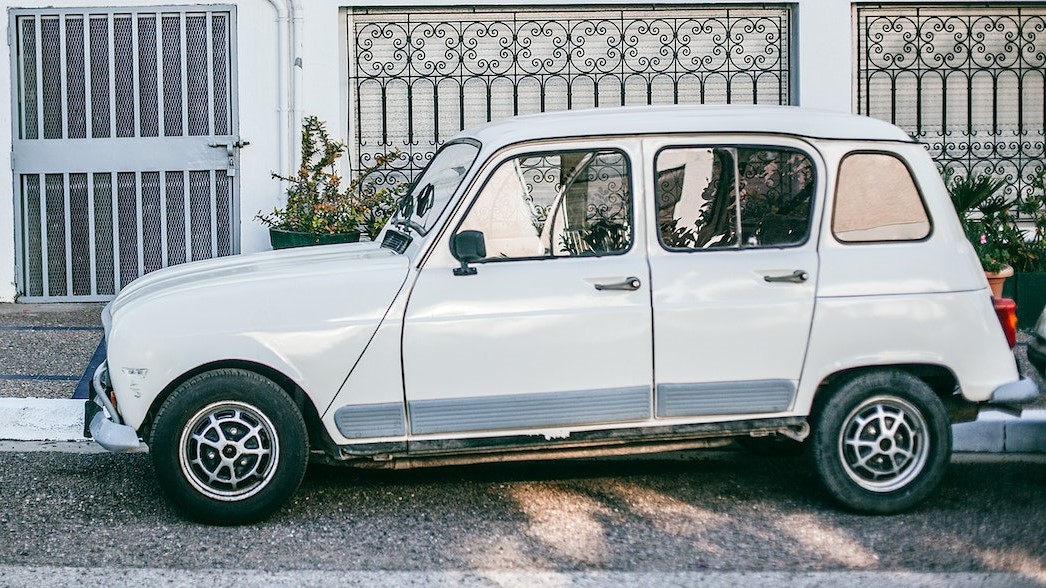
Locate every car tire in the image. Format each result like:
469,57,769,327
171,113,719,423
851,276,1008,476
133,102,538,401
149,368,309,525
737,434,805,457
809,370,951,514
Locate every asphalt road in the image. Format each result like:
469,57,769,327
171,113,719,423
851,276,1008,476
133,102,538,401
0,447,1043,585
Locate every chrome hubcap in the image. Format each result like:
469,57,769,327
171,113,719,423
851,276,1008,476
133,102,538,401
838,395,929,493
179,401,279,501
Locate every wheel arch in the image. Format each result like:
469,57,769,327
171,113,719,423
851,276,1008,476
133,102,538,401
138,360,334,453
811,363,960,415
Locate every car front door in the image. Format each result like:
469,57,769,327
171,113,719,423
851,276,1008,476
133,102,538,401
645,137,822,420
402,141,653,437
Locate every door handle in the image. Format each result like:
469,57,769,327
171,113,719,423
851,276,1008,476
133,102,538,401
594,277,642,291
763,270,809,284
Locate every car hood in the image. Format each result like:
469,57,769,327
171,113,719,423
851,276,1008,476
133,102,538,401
103,242,414,430
109,241,407,320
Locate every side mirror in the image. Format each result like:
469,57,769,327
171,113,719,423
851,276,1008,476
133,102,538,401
451,230,486,276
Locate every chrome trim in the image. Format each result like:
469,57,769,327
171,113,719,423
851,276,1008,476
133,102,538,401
92,363,120,425
89,410,146,453
594,277,642,291
989,377,1041,404
87,360,144,452
763,269,809,283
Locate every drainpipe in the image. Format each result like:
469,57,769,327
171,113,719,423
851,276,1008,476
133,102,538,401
261,0,302,178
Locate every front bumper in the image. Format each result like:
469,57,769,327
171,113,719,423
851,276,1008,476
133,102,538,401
84,363,145,453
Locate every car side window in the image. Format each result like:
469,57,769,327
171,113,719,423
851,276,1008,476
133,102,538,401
458,149,632,259
833,152,931,242
656,146,815,250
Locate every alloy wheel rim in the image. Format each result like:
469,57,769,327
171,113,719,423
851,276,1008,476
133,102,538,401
837,395,929,493
178,401,280,501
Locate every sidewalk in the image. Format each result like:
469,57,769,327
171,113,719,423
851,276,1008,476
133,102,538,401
1,302,1044,451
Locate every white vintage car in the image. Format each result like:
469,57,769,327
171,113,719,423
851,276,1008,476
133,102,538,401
87,105,1039,524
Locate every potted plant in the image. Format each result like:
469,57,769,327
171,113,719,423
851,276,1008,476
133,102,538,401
257,116,405,249
348,151,407,241
948,172,1017,296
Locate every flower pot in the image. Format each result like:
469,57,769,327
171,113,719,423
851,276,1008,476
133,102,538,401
985,264,1014,298
268,228,360,250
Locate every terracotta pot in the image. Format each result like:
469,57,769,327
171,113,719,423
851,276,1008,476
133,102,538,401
985,264,1014,298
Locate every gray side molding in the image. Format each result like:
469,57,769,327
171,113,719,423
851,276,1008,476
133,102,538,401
334,403,407,439
657,379,795,417
409,386,651,435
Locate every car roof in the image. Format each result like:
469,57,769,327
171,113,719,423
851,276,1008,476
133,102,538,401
456,105,915,146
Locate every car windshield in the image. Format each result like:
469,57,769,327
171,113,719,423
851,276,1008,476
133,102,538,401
402,141,481,235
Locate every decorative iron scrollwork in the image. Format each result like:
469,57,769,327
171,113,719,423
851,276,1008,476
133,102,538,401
856,5,1046,200
348,6,793,183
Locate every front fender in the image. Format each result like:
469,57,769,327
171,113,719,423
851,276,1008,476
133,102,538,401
105,249,410,431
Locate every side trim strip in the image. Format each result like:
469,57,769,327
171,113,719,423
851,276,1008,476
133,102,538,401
657,379,795,417
409,386,651,435
334,402,407,439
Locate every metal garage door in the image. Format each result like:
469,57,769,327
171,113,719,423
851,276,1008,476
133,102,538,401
12,7,240,301
346,5,794,184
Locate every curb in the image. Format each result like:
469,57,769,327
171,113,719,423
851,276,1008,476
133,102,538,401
0,398,86,441
2,398,1044,453
952,408,1046,453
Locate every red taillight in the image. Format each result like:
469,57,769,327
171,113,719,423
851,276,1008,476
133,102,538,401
993,297,1018,349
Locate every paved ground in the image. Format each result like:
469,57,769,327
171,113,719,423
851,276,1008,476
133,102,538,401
0,447,1042,584
1,303,1044,585
0,303,104,399
0,568,1035,587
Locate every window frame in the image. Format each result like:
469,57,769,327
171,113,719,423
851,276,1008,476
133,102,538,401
450,145,636,264
405,138,483,237
831,149,934,245
653,143,819,253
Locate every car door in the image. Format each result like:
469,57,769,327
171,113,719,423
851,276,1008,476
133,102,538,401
402,140,654,437
645,137,822,419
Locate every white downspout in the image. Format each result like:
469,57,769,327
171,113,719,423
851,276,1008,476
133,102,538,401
262,0,302,178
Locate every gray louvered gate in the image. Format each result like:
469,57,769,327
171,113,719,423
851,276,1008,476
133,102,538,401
11,7,239,301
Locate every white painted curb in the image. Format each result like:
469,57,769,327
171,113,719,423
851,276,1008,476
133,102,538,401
0,398,86,441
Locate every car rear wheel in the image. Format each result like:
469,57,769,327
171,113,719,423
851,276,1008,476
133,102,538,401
809,370,951,514
150,368,308,525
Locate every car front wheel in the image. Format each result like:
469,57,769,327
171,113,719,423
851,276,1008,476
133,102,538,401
149,368,309,525
809,370,951,514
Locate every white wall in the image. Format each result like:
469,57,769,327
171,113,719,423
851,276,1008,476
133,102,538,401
0,0,1021,301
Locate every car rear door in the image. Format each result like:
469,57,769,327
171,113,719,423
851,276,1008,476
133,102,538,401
645,136,823,419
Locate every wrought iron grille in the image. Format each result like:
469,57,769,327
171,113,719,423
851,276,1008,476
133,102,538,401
855,4,1046,198
346,5,793,183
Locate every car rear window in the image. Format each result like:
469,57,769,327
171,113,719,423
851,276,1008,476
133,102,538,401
833,152,931,243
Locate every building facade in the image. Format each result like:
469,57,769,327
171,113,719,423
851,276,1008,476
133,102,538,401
0,0,1042,301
